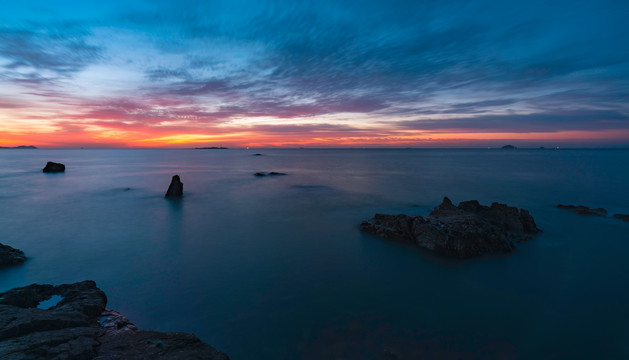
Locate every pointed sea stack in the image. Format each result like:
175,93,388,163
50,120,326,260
165,175,183,198
42,161,65,173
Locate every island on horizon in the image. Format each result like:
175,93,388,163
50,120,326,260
0,145,37,149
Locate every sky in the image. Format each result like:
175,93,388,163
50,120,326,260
1,0,628,148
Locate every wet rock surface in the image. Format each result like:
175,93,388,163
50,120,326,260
42,162,65,173
165,175,183,198
557,204,607,216
0,281,229,360
361,197,541,258
0,243,26,267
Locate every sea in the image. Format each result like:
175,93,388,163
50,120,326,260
0,148,628,359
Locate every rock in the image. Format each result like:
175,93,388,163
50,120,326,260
254,172,286,177
557,204,607,216
0,243,26,267
42,162,65,173
501,145,516,149
165,175,183,198
613,214,629,222
253,154,262,156
0,281,230,360
361,197,541,258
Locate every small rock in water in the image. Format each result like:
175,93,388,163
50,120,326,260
0,243,26,267
42,161,65,173
253,153,262,156
165,175,183,198
612,214,629,222
254,171,287,177
557,204,607,216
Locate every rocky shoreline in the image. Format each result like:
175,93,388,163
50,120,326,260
0,281,230,360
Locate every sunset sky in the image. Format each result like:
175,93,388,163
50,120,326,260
1,0,628,148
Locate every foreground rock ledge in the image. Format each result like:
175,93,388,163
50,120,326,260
361,197,541,258
0,280,229,360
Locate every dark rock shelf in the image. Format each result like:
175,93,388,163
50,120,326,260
0,281,229,359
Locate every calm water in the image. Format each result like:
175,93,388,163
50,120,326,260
0,149,628,359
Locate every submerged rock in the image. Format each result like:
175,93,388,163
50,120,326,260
613,214,629,222
165,175,183,198
361,197,541,258
0,281,230,359
557,204,607,216
42,162,65,173
0,243,26,267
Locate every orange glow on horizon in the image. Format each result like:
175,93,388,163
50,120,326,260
2,124,629,148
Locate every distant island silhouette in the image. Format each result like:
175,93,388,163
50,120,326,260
194,146,228,149
0,145,37,149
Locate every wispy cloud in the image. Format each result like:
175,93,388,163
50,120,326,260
400,110,629,132
0,23,101,76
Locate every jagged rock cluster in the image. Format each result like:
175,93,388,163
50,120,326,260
361,197,541,258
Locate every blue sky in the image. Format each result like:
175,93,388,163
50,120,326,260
1,0,628,147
